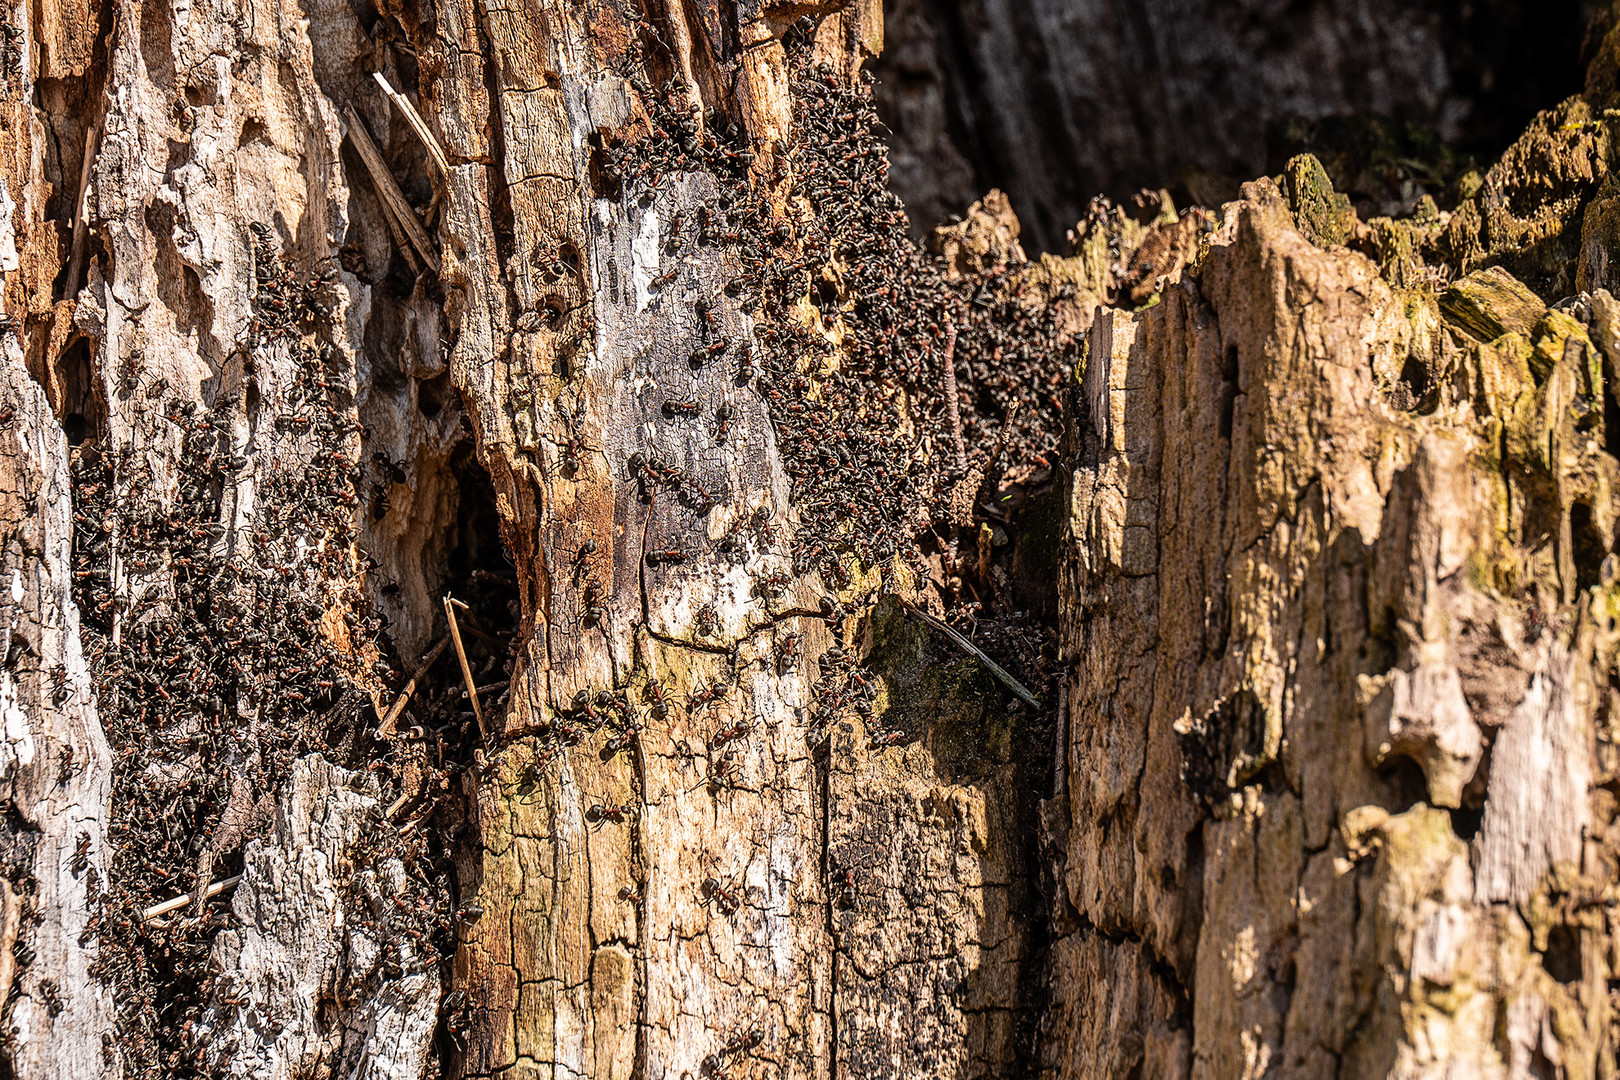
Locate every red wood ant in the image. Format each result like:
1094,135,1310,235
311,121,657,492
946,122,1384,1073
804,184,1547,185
601,724,641,760
869,727,906,749
699,1027,762,1076
585,803,634,826
701,875,741,915
569,538,598,583
642,679,673,720
581,577,606,628
772,633,800,674
752,571,790,601
690,679,727,712
706,747,741,794
710,718,749,752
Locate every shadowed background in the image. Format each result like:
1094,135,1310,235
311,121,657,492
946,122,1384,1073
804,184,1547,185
872,0,1600,249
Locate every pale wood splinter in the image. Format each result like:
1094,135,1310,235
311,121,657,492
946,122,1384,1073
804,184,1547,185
342,105,442,274
444,595,488,743
143,873,244,922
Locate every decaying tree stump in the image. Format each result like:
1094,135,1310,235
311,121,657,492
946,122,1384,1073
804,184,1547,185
4,0,1620,1076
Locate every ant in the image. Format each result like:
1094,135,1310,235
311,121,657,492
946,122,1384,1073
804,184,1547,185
642,680,673,721
700,875,741,916
548,430,605,479
700,1027,762,1077
646,548,686,566
869,727,905,749
713,403,733,445
734,342,756,385
694,603,718,636
706,747,741,794
596,689,635,724
773,633,800,674
585,803,634,826
509,750,556,803
752,571,790,602
710,718,749,752
618,885,642,904
662,211,685,252
828,862,857,908
662,399,701,420
690,679,727,712
580,577,606,628
569,539,599,583
569,690,604,724
695,297,719,337
601,724,641,760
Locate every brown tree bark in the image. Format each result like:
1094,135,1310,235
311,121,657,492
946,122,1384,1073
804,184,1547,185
3,0,1620,1078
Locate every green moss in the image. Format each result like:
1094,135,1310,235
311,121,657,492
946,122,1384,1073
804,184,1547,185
1530,308,1595,384
1440,266,1547,343
1441,97,1609,300
1372,218,1418,287
1283,153,1358,247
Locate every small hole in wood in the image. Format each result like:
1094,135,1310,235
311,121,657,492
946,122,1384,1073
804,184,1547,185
541,298,566,329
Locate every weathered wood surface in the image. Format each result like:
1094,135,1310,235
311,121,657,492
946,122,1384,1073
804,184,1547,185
418,0,1053,1074
0,329,116,1079
2,0,1620,1076
1048,120,1620,1072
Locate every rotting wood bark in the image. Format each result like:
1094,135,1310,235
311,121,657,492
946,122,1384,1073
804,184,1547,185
2,0,1620,1078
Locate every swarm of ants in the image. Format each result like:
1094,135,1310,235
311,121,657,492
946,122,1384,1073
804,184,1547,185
70,227,458,1078
63,11,1078,1074
600,16,1068,742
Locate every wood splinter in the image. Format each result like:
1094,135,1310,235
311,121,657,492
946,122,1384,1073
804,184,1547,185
379,634,451,738
143,873,244,922
444,595,488,744
372,71,451,176
341,105,441,274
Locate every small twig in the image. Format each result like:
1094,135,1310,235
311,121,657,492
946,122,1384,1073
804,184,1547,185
143,873,243,922
903,602,1041,709
379,635,451,738
342,106,441,274
372,71,451,177
942,314,965,471
444,595,487,743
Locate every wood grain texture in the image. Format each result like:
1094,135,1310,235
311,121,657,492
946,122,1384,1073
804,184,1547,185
1052,161,1620,1077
